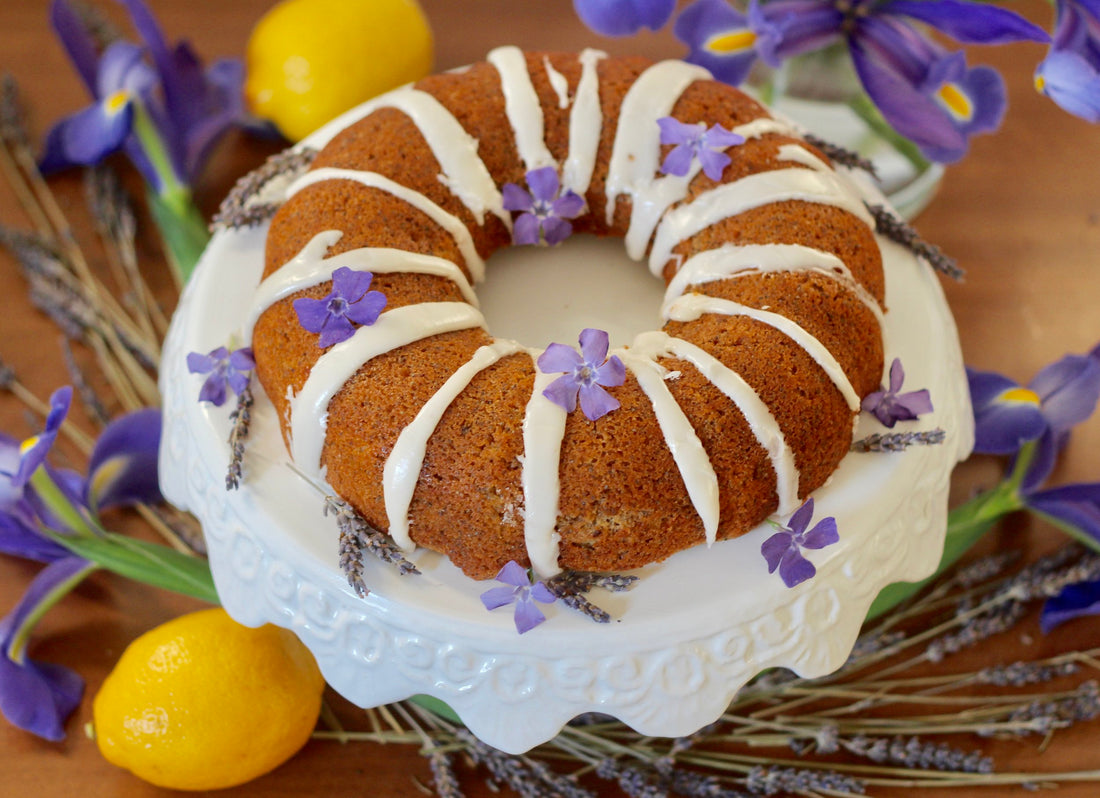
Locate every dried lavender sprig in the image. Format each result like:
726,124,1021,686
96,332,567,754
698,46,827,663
866,204,963,280
212,147,319,230
744,764,866,796
0,73,30,151
457,729,594,798
60,337,110,427
69,0,122,48
544,570,638,624
804,133,878,177
324,496,420,594
986,680,1100,738
0,355,16,392
851,428,946,453
842,734,993,774
976,661,1080,687
428,750,464,798
225,384,253,490
596,758,669,798
925,600,1027,663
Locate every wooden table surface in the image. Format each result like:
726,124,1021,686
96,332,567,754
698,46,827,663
1,0,1099,795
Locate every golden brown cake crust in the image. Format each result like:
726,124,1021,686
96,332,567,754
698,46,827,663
255,50,885,580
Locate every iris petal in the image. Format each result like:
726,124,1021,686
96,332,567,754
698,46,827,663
85,408,163,513
674,0,759,84
573,0,676,37
1028,353,1100,435
882,0,1051,45
1041,578,1100,633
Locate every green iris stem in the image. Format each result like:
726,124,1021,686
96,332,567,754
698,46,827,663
7,561,97,664
27,466,218,605
847,93,932,176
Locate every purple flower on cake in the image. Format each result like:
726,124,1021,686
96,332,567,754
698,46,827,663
657,116,745,181
502,167,586,247
761,498,839,588
861,358,933,428
1035,0,1100,123
480,560,557,634
293,268,387,348
572,0,677,37
538,329,627,421
186,346,255,407
673,0,758,86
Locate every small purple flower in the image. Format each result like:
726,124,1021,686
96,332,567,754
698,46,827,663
761,498,839,588
480,560,557,634
502,167,586,247
674,0,759,86
658,116,745,182
573,0,677,37
186,346,255,407
538,329,627,421
1035,0,1100,123
861,358,933,428
293,268,387,348
0,556,93,741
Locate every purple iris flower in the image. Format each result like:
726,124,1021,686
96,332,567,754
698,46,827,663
538,329,627,421
480,560,557,634
0,556,94,741
39,0,244,190
502,167,586,247
747,0,1049,162
761,498,839,588
674,0,760,86
0,392,164,740
573,0,677,36
293,268,387,348
1035,0,1100,123
861,358,933,428
186,346,255,407
658,116,746,181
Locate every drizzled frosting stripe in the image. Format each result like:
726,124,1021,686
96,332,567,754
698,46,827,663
662,243,885,327
351,87,510,228
290,302,487,476
648,168,874,277
246,231,479,343
488,46,556,173
523,365,568,577
616,342,721,545
604,59,712,225
561,49,607,198
287,168,488,283
384,339,525,550
630,330,800,516
665,293,861,411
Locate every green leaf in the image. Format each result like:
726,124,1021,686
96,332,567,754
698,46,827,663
147,187,210,287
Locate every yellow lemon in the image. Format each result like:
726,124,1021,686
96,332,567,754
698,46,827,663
92,608,325,791
245,0,434,141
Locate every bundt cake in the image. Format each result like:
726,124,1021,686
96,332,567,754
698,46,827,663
245,47,886,581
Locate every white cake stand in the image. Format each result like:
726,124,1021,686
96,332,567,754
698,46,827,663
159,170,973,754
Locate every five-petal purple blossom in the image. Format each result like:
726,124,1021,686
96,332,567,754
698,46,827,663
186,346,255,407
480,560,557,634
761,498,839,588
862,358,933,427
293,268,387,348
1035,0,1100,122
658,116,745,181
538,329,627,421
502,167,586,247
572,0,677,36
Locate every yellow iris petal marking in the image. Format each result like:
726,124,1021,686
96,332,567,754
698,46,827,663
1034,74,1047,93
936,83,973,122
1001,387,1041,405
705,29,756,55
105,90,131,115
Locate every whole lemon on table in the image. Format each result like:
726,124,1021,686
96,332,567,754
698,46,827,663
92,607,325,791
245,0,434,141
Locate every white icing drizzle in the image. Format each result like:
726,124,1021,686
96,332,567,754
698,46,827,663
543,56,570,109
665,294,861,411
522,364,568,577
647,167,874,276
629,331,800,516
662,243,885,326
561,49,606,198
604,59,712,225
290,302,487,477
245,231,479,342
352,87,510,228
289,167,487,283
616,337,721,545
488,46,556,173
384,339,525,550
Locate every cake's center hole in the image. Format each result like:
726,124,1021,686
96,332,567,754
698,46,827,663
476,234,668,349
